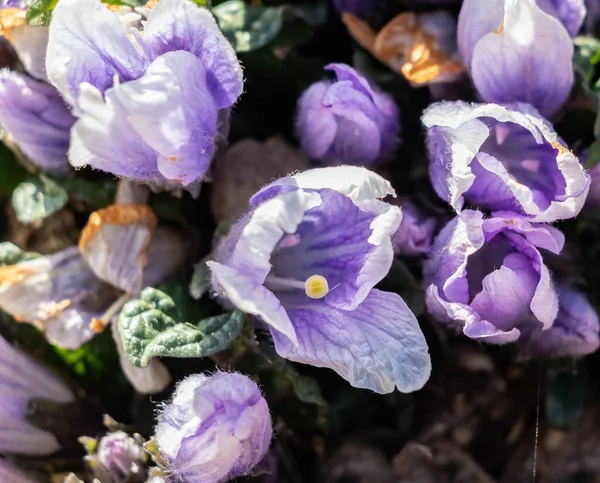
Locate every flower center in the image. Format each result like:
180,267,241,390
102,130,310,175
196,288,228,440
264,274,330,299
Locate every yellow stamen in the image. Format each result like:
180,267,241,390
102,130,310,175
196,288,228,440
304,275,329,299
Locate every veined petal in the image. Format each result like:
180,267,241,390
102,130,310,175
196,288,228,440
249,166,396,207
208,261,299,346
457,0,505,68
69,83,163,182
112,51,218,186
46,0,147,106
79,204,157,293
143,0,243,109
470,0,573,116
0,70,74,174
271,289,431,393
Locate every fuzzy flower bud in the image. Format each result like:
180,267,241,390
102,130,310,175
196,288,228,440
97,431,146,483
155,372,272,483
296,64,400,167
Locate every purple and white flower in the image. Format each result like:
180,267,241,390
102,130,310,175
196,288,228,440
296,64,400,167
0,70,74,174
45,0,243,188
424,101,590,223
208,166,431,394
424,210,564,345
155,372,272,483
0,334,74,455
520,284,600,357
457,0,575,116
537,0,587,36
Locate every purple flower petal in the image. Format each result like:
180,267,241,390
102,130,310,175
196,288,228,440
424,210,563,345
296,64,400,166
0,70,74,174
142,0,243,109
469,0,573,116
271,289,431,393
155,372,272,483
423,101,590,222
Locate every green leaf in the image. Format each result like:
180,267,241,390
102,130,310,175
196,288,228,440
546,363,588,430
0,242,38,266
26,0,58,26
377,259,425,317
574,36,600,81
62,178,117,209
119,288,244,367
213,1,326,53
11,175,68,224
586,140,600,168
0,143,28,196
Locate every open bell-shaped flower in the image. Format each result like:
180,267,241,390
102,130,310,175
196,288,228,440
424,101,590,223
208,166,431,394
424,210,564,345
296,64,400,167
0,69,74,174
45,0,243,189
155,372,272,483
457,0,575,116
0,334,74,455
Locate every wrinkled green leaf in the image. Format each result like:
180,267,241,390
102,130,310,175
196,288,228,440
546,363,588,430
377,259,425,317
26,0,58,26
119,288,244,367
12,175,68,224
0,242,38,266
213,1,326,53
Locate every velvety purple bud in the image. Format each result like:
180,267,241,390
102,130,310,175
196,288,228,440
520,285,600,357
155,372,272,483
0,334,74,455
458,0,574,116
0,70,74,174
392,201,437,257
296,64,400,166
424,210,564,344
333,0,375,18
0,247,116,349
424,101,590,223
208,166,431,393
46,0,243,188
0,458,40,483
97,431,146,483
